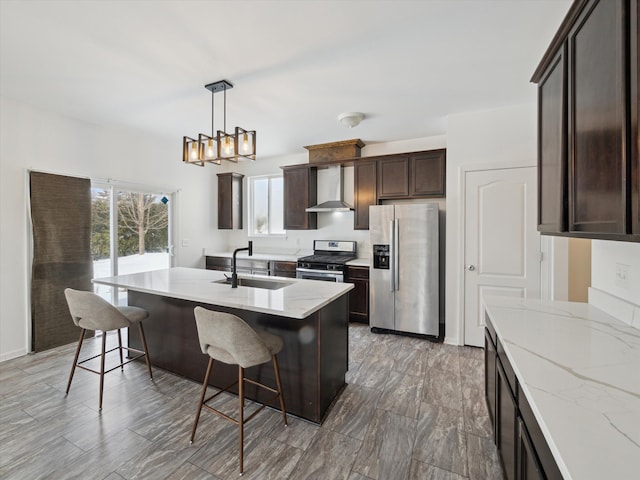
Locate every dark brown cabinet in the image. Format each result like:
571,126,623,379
282,165,317,230
205,256,232,271
497,358,517,480
568,0,627,234
271,261,297,278
532,0,639,241
409,150,446,197
517,419,544,480
537,48,567,233
378,157,409,198
484,327,497,435
217,173,243,229
354,161,377,230
345,266,369,323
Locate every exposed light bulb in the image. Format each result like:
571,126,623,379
206,139,215,158
223,136,234,156
190,142,198,160
241,132,250,154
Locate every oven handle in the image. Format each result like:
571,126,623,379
295,267,342,276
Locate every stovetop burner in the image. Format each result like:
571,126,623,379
297,240,358,271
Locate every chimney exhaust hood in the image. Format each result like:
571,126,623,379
306,165,353,212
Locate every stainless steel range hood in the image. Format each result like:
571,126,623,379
306,165,353,212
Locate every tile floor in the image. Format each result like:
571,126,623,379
0,324,503,480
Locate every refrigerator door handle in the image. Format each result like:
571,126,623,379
394,218,400,290
389,219,395,291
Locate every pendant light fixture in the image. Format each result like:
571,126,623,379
183,80,256,166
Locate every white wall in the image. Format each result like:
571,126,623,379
445,103,538,345
591,240,640,306
0,97,221,361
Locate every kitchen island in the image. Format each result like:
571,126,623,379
93,267,353,423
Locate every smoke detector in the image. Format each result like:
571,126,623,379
338,112,364,128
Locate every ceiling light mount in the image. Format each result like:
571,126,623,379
338,112,364,128
183,79,256,166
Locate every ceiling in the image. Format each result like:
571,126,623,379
0,0,571,159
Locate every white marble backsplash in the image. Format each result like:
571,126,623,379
588,287,640,330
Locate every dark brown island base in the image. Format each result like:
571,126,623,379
94,268,352,424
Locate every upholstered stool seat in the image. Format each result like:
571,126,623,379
64,288,153,411
190,306,287,475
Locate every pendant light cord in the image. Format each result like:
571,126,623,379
223,85,227,133
211,89,215,137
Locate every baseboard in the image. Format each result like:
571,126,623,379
588,287,640,330
0,348,28,363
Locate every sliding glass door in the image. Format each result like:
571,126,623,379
91,182,174,304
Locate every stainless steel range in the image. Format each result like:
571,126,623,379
296,240,357,282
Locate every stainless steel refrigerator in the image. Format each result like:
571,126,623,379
369,203,439,336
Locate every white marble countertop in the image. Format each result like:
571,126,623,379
484,296,640,480
93,267,353,319
346,258,370,267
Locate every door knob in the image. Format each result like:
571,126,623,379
466,265,475,271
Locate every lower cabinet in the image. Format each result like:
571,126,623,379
497,359,518,480
271,261,297,278
484,323,562,480
345,266,369,323
518,418,545,480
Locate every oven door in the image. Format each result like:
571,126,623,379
296,268,343,282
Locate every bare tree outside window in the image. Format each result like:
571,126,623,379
118,192,168,255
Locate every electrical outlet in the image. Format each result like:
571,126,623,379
615,263,629,289
181,238,190,247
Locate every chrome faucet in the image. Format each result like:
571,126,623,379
231,241,253,288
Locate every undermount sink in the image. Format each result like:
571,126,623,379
214,277,292,290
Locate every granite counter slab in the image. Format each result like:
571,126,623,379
93,267,353,319
484,296,640,480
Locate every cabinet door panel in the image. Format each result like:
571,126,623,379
497,361,517,480
538,48,567,233
283,166,317,230
568,0,627,233
410,150,445,197
518,418,544,480
485,328,497,441
354,161,377,230
378,157,409,198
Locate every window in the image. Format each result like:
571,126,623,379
91,181,174,304
248,174,285,236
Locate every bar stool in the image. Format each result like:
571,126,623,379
190,306,288,475
64,288,153,411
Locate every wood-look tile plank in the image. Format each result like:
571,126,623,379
165,462,222,480
409,459,468,480
0,435,83,479
462,386,492,438
322,383,381,440
466,432,503,480
427,344,461,371
288,429,361,480
392,345,430,377
377,370,423,419
423,367,463,411
413,402,468,477
352,409,416,480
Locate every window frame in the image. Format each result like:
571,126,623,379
247,173,286,237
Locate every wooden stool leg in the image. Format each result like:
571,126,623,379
99,331,107,411
190,357,214,443
138,322,153,379
238,366,244,475
117,329,124,370
272,354,288,427
66,329,86,395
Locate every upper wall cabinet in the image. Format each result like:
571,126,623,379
354,161,377,230
282,165,317,230
532,0,640,241
217,172,244,229
377,150,446,200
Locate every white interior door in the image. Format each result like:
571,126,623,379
463,166,540,346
